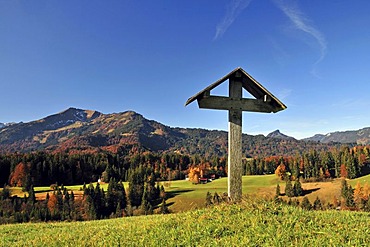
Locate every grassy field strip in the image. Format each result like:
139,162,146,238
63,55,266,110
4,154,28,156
162,175,278,212
5,174,370,213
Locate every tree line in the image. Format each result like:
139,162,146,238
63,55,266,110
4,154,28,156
244,146,370,180
0,151,228,190
272,179,370,212
0,165,170,224
1,145,369,192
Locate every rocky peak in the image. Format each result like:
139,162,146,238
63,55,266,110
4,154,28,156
266,130,295,140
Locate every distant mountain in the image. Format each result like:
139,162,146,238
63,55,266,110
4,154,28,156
0,107,102,147
266,130,296,140
0,107,344,156
0,123,4,129
305,134,326,143
303,127,370,145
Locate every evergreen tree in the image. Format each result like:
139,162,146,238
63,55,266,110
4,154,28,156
83,194,97,221
159,185,166,200
275,183,281,198
117,181,127,211
293,179,303,197
63,191,71,220
106,178,116,215
93,183,104,219
69,191,77,220
82,182,87,194
159,197,170,214
213,192,221,204
345,185,355,208
341,179,354,208
364,198,370,212
0,184,11,199
285,179,294,197
27,185,36,205
313,196,323,210
205,192,213,207
56,188,64,214
128,166,145,207
300,197,311,210
341,179,349,198
140,183,152,215
115,202,122,217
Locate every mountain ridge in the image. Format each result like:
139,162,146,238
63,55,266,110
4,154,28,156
303,127,370,145
0,107,361,155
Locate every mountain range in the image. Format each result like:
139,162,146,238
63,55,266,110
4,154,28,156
0,107,367,155
303,128,370,145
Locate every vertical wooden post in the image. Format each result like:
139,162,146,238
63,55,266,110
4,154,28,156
228,75,243,202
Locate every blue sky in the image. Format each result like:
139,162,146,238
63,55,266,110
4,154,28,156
1,0,370,139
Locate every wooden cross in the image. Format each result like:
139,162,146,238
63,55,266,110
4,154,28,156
185,67,286,202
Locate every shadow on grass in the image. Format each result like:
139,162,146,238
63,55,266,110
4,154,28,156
302,187,320,196
279,188,320,197
166,189,194,199
165,202,175,207
35,189,53,194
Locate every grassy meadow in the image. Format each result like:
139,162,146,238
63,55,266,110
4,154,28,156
2,175,370,246
1,197,369,246
5,174,370,213
4,175,279,213
162,175,279,212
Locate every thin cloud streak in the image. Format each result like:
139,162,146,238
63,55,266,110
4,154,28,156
274,0,327,76
277,88,292,100
214,0,252,40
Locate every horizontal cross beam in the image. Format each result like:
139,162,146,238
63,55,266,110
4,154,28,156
197,96,275,113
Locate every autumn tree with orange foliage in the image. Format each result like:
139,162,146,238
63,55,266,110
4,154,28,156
188,162,213,184
340,164,348,178
274,162,287,180
188,166,201,184
9,162,32,190
47,193,58,214
353,181,364,209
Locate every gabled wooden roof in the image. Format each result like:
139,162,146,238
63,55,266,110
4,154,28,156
185,67,287,113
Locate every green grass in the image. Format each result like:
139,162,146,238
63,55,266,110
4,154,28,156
1,197,368,246
162,175,278,212
349,173,370,186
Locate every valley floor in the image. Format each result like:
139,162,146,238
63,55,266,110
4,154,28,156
6,174,370,213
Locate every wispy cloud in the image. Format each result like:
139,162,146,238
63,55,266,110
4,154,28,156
214,0,253,40
331,98,370,109
277,88,292,100
274,0,327,77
